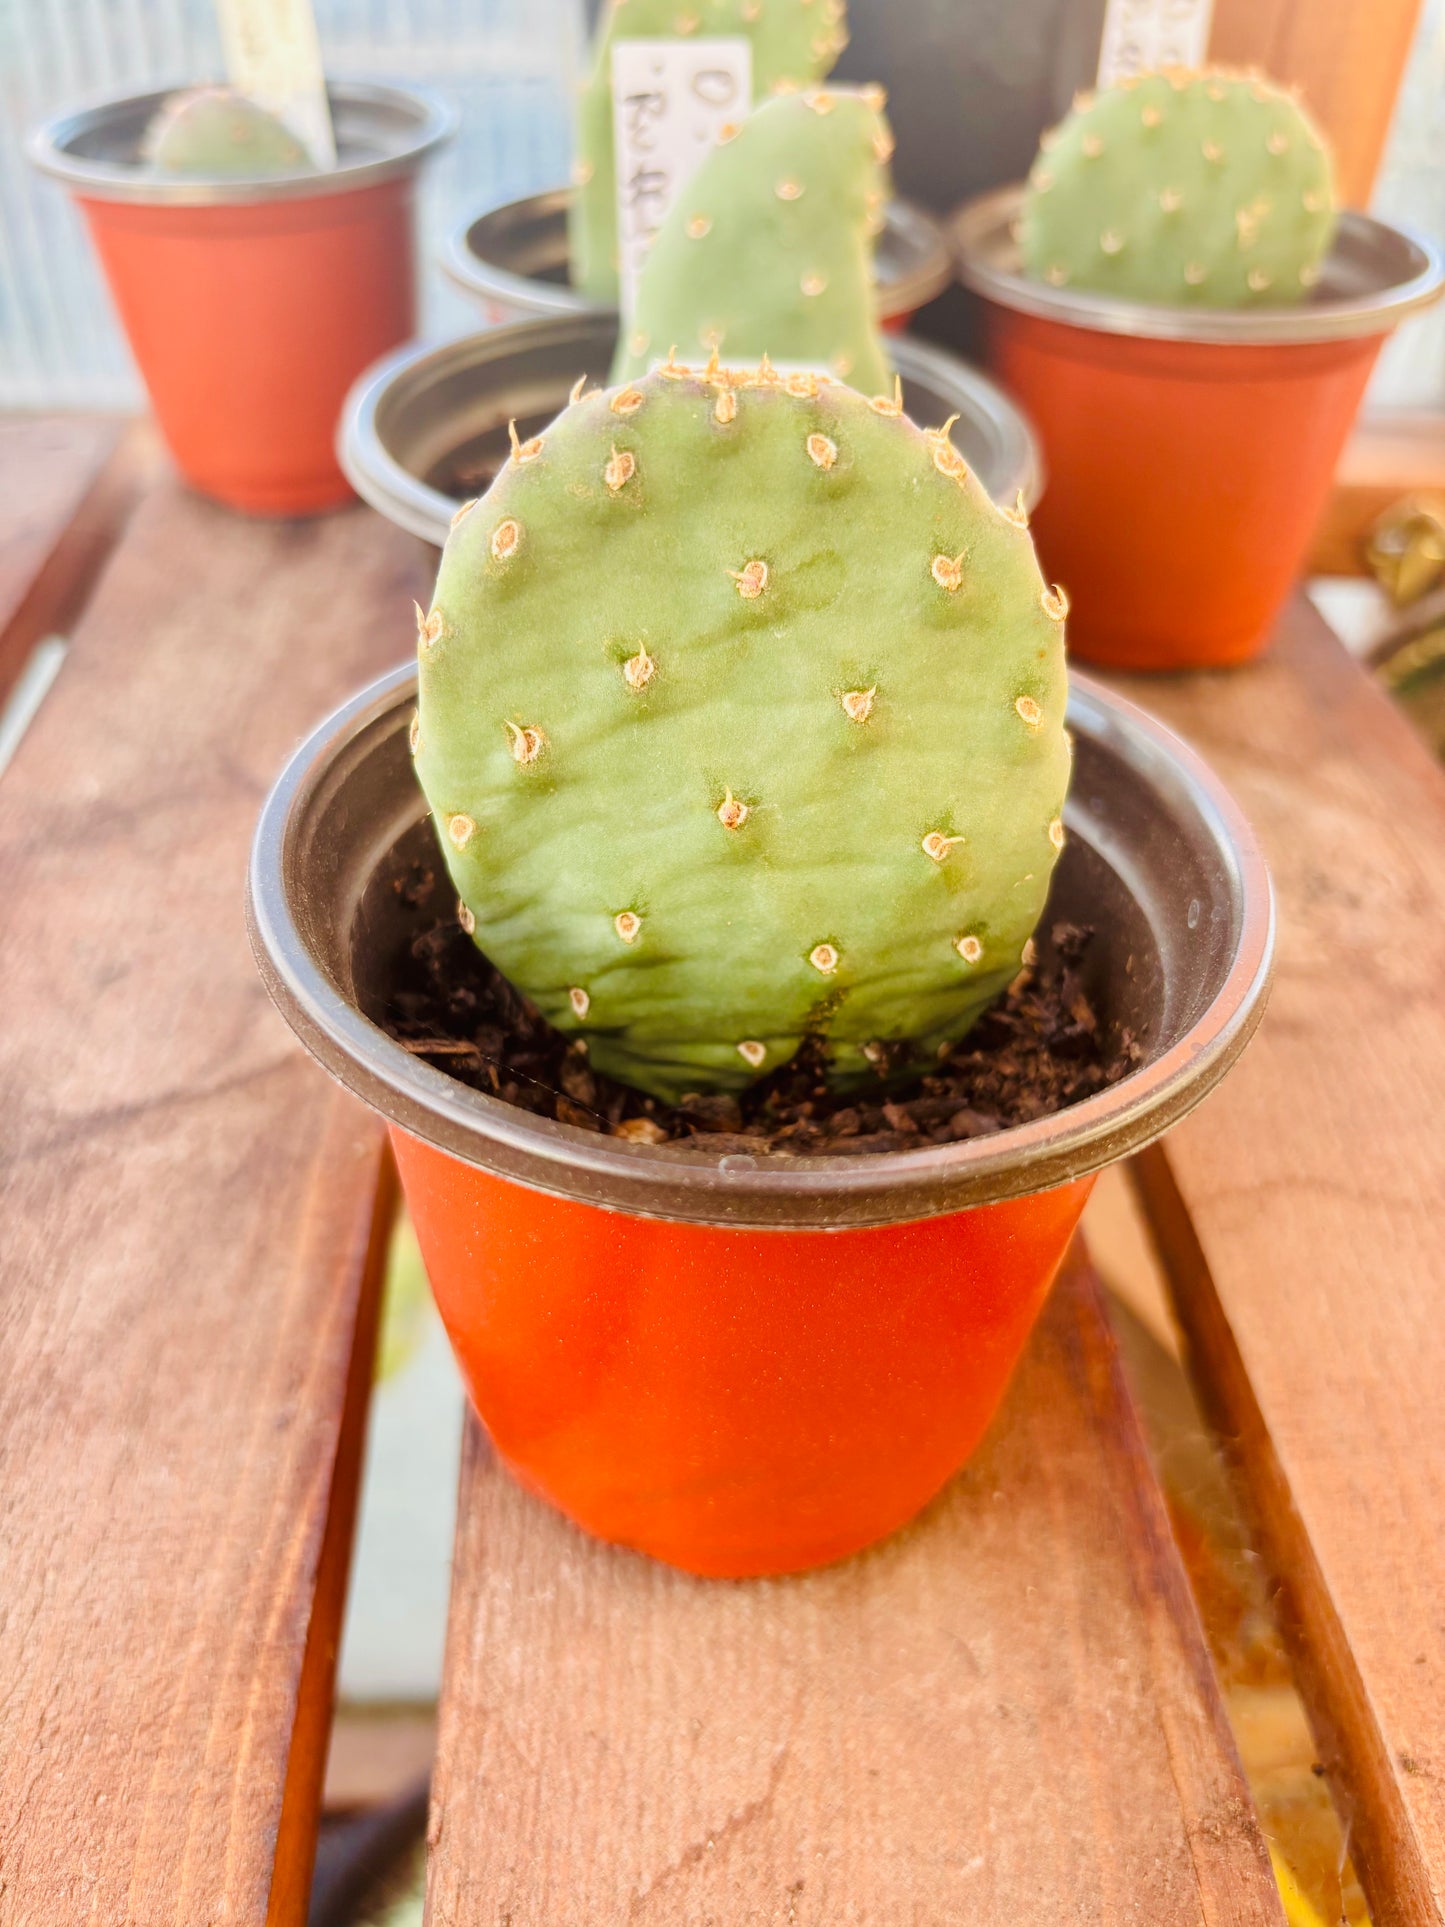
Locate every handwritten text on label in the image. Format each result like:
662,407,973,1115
611,37,752,321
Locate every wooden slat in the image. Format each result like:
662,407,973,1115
0,415,148,706
0,486,430,1923
1208,0,1424,206
425,1244,1283,1926
1117,601,1445,1927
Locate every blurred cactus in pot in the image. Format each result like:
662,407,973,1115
613,86,893,389
411,359,1070,1102
570,0,848,305
1020,68,1335,307
145,87,313,177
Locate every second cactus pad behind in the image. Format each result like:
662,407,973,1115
414,362,1070,1103
614,86,893,390
569,0,847,305
1020,68,1334,308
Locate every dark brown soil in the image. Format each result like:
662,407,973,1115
380,863,1141,1156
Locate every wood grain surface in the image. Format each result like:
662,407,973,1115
0,415,145,706
425,1244,1284,1926
0,481,429,1924
1209,0,1424,206
1120,602,1445,1927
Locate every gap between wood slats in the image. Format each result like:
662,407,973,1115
1133,1147,1436,1927
270,1151,399,1927
1111,601,1445,1927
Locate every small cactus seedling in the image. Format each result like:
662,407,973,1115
145,87,313,177
412,358,1070,1102
612,86,893,390
1020,68,1335,307
570,0,847,306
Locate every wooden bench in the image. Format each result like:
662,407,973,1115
2,418,1442,1926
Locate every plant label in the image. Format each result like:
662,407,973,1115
215,0,337,166
1097,0,1214,85
611,36,752,320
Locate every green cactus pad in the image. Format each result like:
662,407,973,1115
1020,68,1335,308
570,0,847,306
145,87,313,178
612,87,893,390
412,361,1071,1102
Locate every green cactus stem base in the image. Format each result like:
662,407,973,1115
412,358,1070,1102
1020,67,1335,308
612,86,893,391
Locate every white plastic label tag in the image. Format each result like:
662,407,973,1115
215,0,337,167
611,37,752,321
1096,0,1214,86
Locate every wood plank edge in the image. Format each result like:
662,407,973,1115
266,1138,400,1927
1129,1144,1438,1927
424,1416,486,1889
0,421,162,709
1072,1243,1286,1924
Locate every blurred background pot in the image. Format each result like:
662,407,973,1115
953,189,1445,671
248,665,1272,1578
441,186,953,331
337,312,1041,547
29,81,454,516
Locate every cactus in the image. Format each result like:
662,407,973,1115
612,87,893,390
1020,68,1335,307
146,87,312,177
570,0,848,306
411,358,1070,1103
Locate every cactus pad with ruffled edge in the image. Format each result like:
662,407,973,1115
145,87,313,177
570,0,847,305
612,86,893,389
411,359,1071,1102
1020,68,1335,308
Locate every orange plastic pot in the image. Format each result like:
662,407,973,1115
954,189,1444,671
248,666,1273,1577
986,314,1383,669
393,1127,1092,1575
31,82,452,516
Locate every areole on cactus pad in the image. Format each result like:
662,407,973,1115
612,85,894,389
411,356,1071,1103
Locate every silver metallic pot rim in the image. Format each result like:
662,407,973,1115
440,184,954,323
28,79,456,207
247,665,1274,1230
336,316,1043,549
951,184,1445,346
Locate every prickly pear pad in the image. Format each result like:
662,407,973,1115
146,87,313,177
613,87,892,390
413,361,1069,1101
570,0,846,306
1021,69,1334,308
